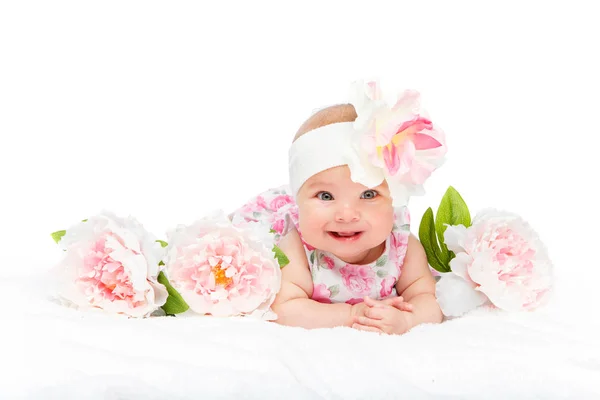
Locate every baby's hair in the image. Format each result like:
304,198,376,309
293,104,357,142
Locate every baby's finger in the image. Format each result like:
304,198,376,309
364,306,385,320
390,299,414,312
363,296,387,308
352,323,384,333
381,297,403,307
382,296,404,304
355,316,385,329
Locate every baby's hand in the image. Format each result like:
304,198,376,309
350,296,410,320
349,300,370,321
352,297,413,335
381,296,414,312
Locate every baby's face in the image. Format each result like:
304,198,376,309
296,166,394,264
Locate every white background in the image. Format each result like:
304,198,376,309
1,1,598,325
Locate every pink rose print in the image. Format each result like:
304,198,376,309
270,194,294,211
391,231,409,250
240,195,268,217
340,264,375,296
380,276,396,298
287,206,299,225
312,284,332,304
346,298,364,305
269,205,292,235
271,217,285,235
322,255,335,270
390,231,409,272
256,195,268,209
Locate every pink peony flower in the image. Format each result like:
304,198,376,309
312,284,332,304
53,212,168,318
163,212,282,319
340,264,376,296
380,276,396,298
437,209,553,316
348,80,447,206
359,86,446,176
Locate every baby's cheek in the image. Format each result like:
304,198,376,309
297,210,324,242
370,208,395,236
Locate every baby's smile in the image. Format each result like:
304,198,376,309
327,230,364,241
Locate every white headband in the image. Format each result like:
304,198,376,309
288,122,358,197
287,80,448,207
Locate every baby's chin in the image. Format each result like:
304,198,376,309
334,250,374,265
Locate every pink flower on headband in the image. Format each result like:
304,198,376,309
348,80,447,206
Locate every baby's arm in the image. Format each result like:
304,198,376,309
271,228,354,329
395,234,443,328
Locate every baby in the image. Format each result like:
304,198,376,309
232,81,445,334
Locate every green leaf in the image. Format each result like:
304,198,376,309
273,245,290,268
328,284,340,298
156,240,168,248
376,269,389,278
375,255,388,267
157,271,189,315
269,228,277,234
309,251,315,265
435,186,471,261
51,230,66,244
419,208,451,273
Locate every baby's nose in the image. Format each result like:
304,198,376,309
335,206,360,223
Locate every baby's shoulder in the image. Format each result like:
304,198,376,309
278,227,309,268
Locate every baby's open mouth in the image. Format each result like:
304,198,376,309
328,231,363,240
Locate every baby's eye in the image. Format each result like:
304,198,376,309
361,190,378,199
317,191,334,201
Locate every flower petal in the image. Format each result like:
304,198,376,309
448,252,474,281
412,133,443,150
435,272,489,317
443,224,469,254
345,143,385,189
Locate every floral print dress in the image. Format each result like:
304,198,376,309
230,185,411,304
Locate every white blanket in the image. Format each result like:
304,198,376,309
3,275,599,399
